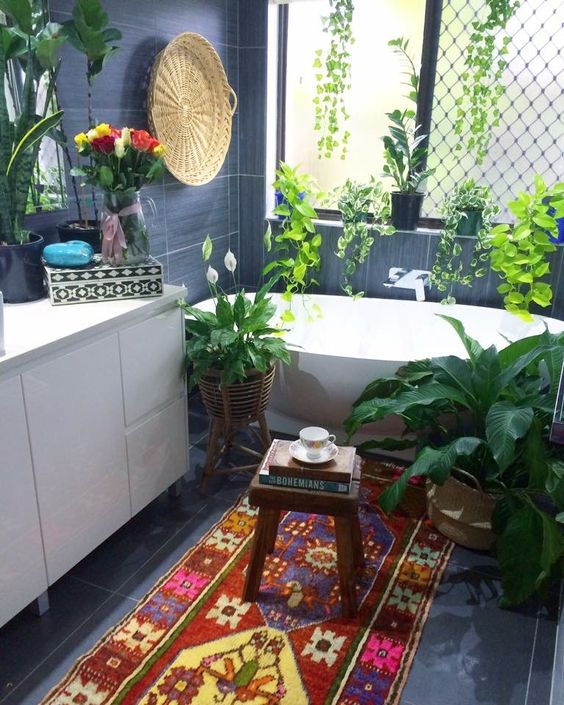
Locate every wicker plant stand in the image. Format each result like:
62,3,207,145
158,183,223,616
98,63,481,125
198,366,276,491
425,468,496,551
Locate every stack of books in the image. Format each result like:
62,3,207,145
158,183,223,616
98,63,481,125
258,439,357,494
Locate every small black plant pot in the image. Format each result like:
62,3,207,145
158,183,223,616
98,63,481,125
391,192,424,230
456,209,483,237
0,232,46,303
57,220,101,253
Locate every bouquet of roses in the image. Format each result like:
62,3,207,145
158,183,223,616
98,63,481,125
73,123,165,191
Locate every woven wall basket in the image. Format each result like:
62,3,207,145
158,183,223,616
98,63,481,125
148,33,237,185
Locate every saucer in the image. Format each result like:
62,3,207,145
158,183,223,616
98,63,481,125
289,440,339,464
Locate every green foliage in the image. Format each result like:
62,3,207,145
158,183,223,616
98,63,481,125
332,178,395,298
381,38,433,194
488,176,564,322
263,162,324,322
344,316,564,606
430,180,499,303
0,0,65,244
454,0,519,164
313,0,354,160
180,235,291,387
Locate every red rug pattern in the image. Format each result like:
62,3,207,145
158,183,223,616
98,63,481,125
41,460,452,705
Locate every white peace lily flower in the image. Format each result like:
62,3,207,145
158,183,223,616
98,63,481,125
224,249,237,273
114,137,125,158
206,266,219,284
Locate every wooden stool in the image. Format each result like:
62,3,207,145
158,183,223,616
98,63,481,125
198,367,275,491
243,463,364,618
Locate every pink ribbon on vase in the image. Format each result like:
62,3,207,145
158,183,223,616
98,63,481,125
101,201,142,265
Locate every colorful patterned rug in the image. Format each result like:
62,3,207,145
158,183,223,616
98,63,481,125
41,460,452,705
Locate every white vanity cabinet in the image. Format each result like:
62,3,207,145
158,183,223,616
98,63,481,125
0,285,188,627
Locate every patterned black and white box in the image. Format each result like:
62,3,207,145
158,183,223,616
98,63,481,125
44,256,163,305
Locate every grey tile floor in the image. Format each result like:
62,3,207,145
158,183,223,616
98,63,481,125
0,399,560,705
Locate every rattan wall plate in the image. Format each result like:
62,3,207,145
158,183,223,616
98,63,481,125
148,33,237,185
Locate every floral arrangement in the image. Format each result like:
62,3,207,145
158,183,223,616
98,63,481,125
180,236,290,386
73,123,165,192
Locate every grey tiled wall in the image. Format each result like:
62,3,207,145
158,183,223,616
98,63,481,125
28,0,242,303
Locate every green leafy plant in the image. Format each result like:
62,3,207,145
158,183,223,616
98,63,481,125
313,0,354,160
489,177,564,322
0,0,65,244
431,179,499,303
454,0,519,164
61,0,121,223
345,315,564,606
333,178,395,298
382,38,433,194
180,235,290,387
263,162,324,323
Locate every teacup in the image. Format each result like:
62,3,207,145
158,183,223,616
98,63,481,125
299,426,336,459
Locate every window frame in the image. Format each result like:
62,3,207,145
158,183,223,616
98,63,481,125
274,0,443,228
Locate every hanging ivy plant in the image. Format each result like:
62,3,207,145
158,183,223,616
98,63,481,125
313,0,355,160
333,178,395,298
430,180,499,304
454,0,519,164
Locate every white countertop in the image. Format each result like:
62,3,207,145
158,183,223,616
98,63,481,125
0,284,186,376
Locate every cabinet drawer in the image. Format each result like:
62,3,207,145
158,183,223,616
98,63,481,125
127,397,188,514
120,307,185,425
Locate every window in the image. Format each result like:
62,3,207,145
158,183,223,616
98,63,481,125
271,0,563,221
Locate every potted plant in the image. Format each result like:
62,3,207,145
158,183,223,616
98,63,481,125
382,38,434,231
344,315,564,607
263,162,324,323
0,0,65,302
180,236,291,489
55,0,122,251
489,176,564,322
430,179,499,304
72,124,165,264
332,177,395,298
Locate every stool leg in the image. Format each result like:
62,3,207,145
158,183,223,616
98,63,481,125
352,514,365,569
265,510,281,554
200,419,222,492
335,516,357,618
257,413,272,450
243,508,278,602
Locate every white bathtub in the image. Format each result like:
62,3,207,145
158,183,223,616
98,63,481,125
194,293,564,446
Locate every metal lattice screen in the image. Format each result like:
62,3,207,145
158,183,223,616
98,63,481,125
424,0,564,220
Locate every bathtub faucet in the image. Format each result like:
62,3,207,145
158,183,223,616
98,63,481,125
383,267,430,302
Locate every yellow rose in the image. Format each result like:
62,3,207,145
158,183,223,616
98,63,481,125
153,144,165,157
94,123,111,138
121,127,131,146
114,137,125,159
74,132,89,150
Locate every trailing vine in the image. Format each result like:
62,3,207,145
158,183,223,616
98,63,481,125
313,0,355,160
454,0,519,164
333,178,395,298
430,180,499,304
263,163,324,323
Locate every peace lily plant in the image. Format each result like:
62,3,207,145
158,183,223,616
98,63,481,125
180,236,290,387
345,316,564,607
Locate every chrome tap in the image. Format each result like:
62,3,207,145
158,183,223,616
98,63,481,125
383,267,430,302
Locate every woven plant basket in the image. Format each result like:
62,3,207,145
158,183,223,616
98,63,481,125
199,366,276,424
148,32,237,185
425,468,497,550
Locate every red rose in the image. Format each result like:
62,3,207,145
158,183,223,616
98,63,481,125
109,125,122,138
131,129,153,151
90,135,116,154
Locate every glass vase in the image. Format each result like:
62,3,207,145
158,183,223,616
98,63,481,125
102,190,150,265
